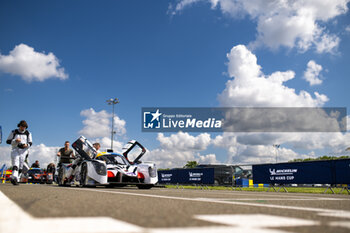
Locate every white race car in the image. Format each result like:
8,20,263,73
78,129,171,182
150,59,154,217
57,136,108,187
96,140,158,189
58,136,158,189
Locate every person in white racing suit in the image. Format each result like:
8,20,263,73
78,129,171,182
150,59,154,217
6,120,32,185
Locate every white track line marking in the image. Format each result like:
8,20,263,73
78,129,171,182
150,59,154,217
151,215,318,233
196,214,317,231
0,191,142,233
195,214,317,227
66,187,350,219
195,197,350,201
1,190,349,233
329,221,350,229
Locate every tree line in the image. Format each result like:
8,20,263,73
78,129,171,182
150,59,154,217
288,155,350,162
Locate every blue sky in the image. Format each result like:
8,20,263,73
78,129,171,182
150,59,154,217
1,0,350,168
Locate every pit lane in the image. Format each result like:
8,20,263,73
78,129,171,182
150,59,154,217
0,184,349,233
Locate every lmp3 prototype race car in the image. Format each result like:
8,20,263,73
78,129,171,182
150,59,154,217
57,136,158,189
96,140,158,189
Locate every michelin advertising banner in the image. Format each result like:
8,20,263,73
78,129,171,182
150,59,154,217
158,168,215,184
253,159,350,184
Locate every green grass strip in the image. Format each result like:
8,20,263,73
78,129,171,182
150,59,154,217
164,185,349,195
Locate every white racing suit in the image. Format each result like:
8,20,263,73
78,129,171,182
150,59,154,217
6,129,32,182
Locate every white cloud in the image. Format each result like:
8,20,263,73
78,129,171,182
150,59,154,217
213,44,349,164
303,60,323,86
0,138,127,170
241,132,350,151
113,115,127,136
78,108,128,153
138,44,343,165
157,132,211,151
315,33,340,54
169,0,202,14
171,0,349,53
239,145,303,164
218,45,328,107
144,132,217,168
0,146,12,167
93,137,124,152
211,132,350,164
198,153,218,164
0,44,68,82
0,144,59,169
145,149,194,168
29,144,60,167
145,149,218,168
165,1,350,164
79,108,126,138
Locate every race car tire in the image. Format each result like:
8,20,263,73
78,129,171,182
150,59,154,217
80,163,88,187
137,184,153,189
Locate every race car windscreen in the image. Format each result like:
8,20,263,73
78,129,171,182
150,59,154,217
98,154,126,165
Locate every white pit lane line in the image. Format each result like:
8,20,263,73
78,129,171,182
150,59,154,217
195,197,350,201
1,189,349,233
66,187,350,219
0,190,318,233
0,191,142,233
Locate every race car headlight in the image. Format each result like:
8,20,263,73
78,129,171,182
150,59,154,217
92,161,107,176
148,165,157,178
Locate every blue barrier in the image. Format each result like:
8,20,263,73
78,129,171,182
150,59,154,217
253,159,350,185
158,168,214,184
335,160,350,184
0,164,7,182
236,178,249,187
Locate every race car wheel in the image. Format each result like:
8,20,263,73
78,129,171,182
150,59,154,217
137,184,153,189
80,163,88,187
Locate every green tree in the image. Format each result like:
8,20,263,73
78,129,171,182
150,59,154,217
288,155,350,162
184,161,198,168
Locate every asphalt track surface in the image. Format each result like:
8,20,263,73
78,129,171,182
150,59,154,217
1,184,350,233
